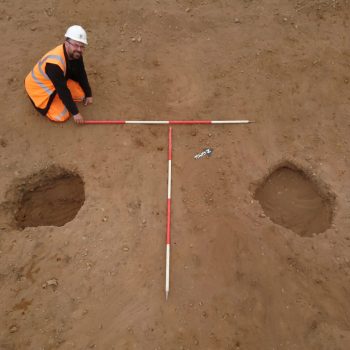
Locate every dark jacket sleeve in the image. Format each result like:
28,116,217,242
45,63,79,115
70,56,92,97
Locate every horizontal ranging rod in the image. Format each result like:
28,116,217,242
83,120,253,125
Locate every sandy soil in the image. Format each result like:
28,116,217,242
1,0,350,349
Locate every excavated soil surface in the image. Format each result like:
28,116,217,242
1,1,350,349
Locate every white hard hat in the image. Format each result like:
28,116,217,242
65,25,88,45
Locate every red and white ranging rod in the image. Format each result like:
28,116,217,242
166,127,172,300
83,120,252,125
83,119,253,300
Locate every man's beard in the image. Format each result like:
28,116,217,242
70,51,81,60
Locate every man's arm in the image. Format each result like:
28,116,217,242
45,63,79,115
70,56,92,98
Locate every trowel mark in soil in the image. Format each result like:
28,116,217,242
255,164,334,237
15,168,85,229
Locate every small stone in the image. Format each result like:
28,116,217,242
222,312,230,319
185,8,191,12
46,278,58,286
9,325,18,333
44,8,54,16
102,216,108,222
42,278,58,289
123,246,129,252
137,36,142,42
234,18,240,23
30,26,37,31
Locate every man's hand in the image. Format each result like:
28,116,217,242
73,113,84,124
83,97,93,106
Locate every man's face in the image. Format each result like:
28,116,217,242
66,39,86,59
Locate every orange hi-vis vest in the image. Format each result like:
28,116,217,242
25,45,67,110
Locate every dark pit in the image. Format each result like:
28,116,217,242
255,165,334,237
15,168,85,229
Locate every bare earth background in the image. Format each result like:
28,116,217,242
1,0,350,349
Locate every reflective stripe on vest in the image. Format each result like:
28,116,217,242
37,54,66,79
52,106,69,122
30,53,66,97
25,45,67,109
30,69,52,95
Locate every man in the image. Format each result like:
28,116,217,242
25,25,92,124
